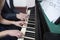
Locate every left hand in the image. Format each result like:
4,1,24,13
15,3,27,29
12,21,26,27
16,13,28,21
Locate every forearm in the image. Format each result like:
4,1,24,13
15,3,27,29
0,19,15,25
0,31,8,37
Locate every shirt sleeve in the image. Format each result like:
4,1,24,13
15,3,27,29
1,13,20,21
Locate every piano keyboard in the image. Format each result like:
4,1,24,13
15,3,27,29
18,8,35,40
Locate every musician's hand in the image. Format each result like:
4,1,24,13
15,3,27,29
12,21,25,27
5,30,23,38
16,13,28,21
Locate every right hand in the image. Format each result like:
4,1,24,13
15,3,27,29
5,30,23,38
16,13,28,21
12,21,26,27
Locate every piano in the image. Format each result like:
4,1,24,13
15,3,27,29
36,0,60,40
17,1,43,40
17,7,36,40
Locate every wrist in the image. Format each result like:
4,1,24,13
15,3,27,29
9,21,14,24
16,14,19,19
2,30,8,35
1,19,16,25
0,30,8,37
11,21,16,25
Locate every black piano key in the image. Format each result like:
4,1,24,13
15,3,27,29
28,21,35,23
24,38,33,40
30,15,35,17
29,18,35,21
27,24,35,28
30,16,35,18
28,20,35,22
30,13,35,17
29,15,35,17
26,28,35,32
30,13,35,15
30,12,35,14
25,32,35,38
30,13,35,16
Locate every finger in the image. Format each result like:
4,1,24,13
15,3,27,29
16,35,20,38
26,15,29,18
17,34,21,38
17,32,23,38
19,23,23,26
21,18,25,21
15,23,22,27
17,25,22,27
19,32,24,37
16,31,21,38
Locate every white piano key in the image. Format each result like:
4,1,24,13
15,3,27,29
26,30,35,33
28,23,35,25
17,10,31,40
27,27,35,29
24,36,35,40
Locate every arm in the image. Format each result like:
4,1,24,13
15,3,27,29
0,16,25,27
0,0,26,26
0,30,23,38
0,0,19,25
0,18,15,25
0,31,7,37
